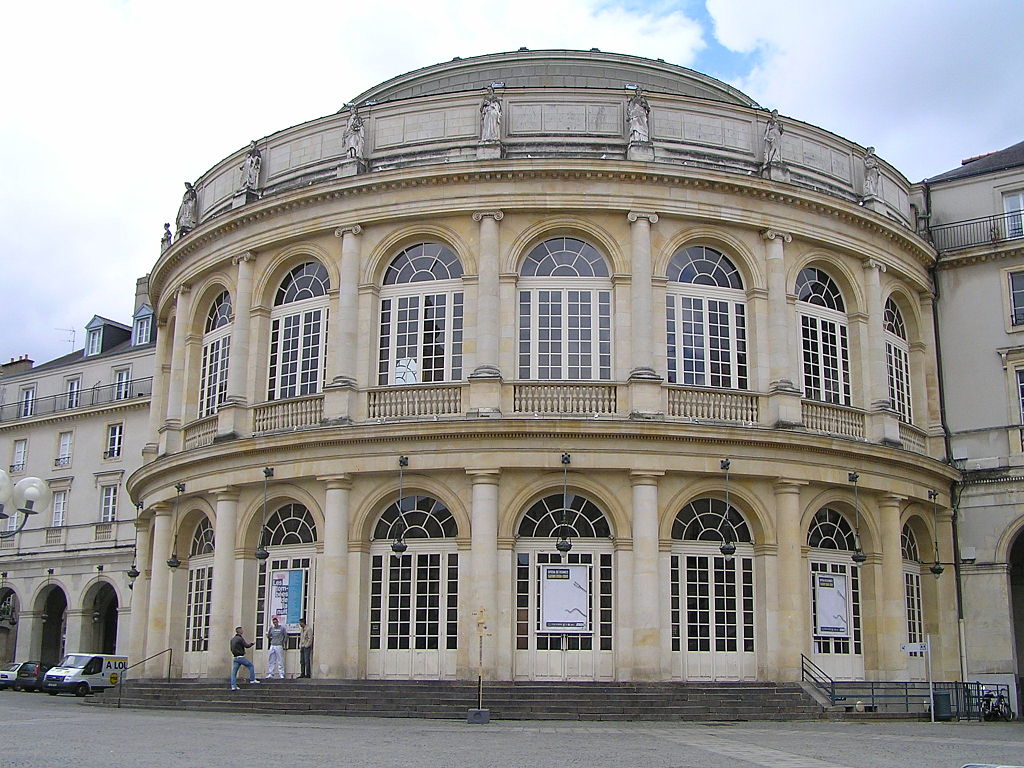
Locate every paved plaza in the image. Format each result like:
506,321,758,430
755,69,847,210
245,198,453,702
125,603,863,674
2,692,1022,768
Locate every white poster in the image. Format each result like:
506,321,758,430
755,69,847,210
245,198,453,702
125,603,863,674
540,564,590,633
814,572,849,637
269,569,304,633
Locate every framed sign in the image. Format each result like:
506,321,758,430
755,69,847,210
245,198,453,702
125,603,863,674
269,569,305,632
813,572,849,637
540,563,590,633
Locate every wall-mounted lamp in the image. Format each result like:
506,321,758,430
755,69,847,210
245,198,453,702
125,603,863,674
719,459,736,559
256,468,274,561
928,490,944,576
166,483,184,569
849,472,867,564
556,453,573,553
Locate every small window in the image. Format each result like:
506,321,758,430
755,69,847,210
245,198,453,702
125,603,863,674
10,439,27,473
19,387,35,418
114,369,132,400
105,424,123,459
86,328,102,356
1009,272,1024,326
1004,191,1024,239
52,490,67,527
99,485,118,523
55,432,73,467
133,315,152,346
65,378,81,409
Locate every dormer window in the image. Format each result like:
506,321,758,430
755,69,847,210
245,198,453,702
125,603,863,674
133,305,154,346
86,328,102,356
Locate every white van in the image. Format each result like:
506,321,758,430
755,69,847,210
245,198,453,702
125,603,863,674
42,654,128,696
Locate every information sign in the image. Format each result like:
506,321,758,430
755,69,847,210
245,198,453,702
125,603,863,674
540,564,590,633
813,572,849,637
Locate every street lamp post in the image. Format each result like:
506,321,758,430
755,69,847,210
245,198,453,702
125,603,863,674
0,468,52,539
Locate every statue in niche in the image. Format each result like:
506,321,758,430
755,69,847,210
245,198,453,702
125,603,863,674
239,140,262,192
761,109,784,170
863,146,880,197
175,182,198,236
160,222,172,251
626,86,650,143
480,85,501,143
343,108,365,160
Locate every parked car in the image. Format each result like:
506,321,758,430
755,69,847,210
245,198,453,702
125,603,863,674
9,661,51,692
0,662,20,689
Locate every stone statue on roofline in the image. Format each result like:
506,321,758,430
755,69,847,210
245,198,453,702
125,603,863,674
863,146,880,198
176,182,198,236
343,108,365,160
239,140,262,192
480,85,502,143
760,109,785,179
160,222,172,252
626,85,650,144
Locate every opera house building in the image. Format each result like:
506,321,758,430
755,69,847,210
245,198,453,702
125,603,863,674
128,49,958,684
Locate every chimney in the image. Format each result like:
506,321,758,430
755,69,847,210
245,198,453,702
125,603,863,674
1,355,35,375
135,275,151,313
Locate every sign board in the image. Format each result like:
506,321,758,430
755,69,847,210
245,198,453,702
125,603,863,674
540,564,590,633
901,642,929,653
813,572,849,637
269,569,304,632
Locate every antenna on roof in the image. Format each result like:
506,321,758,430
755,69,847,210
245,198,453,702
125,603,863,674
55,328,76,352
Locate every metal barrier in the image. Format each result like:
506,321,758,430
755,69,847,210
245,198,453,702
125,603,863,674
115,648,173,708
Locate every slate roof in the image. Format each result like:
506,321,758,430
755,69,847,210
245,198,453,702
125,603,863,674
926,140,1024,183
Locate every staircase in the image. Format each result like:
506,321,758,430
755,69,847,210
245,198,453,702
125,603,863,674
89,679,824,721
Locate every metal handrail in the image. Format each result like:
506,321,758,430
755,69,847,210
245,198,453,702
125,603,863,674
116,647,173,708
930,210,1024,252
0,377,153,423
800,653,836,704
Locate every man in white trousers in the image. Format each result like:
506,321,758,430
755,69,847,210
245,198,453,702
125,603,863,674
266,616,287,679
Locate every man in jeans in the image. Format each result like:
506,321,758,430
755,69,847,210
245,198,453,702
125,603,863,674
266,616,287,679
230,627,262,690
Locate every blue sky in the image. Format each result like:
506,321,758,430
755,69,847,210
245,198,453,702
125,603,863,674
1,0,1022,367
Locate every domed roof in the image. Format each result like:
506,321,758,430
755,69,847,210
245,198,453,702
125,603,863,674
346,48,757,109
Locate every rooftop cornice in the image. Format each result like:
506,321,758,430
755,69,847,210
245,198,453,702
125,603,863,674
936,239,1024,270
152,162,933,304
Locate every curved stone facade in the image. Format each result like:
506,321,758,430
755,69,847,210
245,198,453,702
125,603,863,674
133,50,957,683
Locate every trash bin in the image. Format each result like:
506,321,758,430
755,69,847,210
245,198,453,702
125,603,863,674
933,691,953,721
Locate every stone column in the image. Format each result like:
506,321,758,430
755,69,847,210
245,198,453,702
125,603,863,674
218,253,256,439
208,489,239,669
468,470,500,677
64,609,87,656
143,322,171,461
471,212,502,378
469,213,503,417
878,493,908,678
324,226,362,423
773,479,807,680
762,230,801,428
630,471,663,679
864,260,900,445
627,212,659,380
317,475,352,678
160,285,191,454
128,517,153,664
144,503,173,676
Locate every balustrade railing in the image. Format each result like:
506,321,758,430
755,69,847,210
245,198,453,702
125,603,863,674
667,385,759,423
367,384,463,418
252,395,324,433
898,422,927,454
930,210,1023,252
183,415,218,450
513,383,618,414
802,400,866,439
0,377,153,423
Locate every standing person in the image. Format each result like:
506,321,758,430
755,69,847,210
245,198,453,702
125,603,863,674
230,627,261,690
266,616,287,679
298,618,314,678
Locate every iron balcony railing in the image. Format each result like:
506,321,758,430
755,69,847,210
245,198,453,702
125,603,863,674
0,377,152,423
930,210,1024,252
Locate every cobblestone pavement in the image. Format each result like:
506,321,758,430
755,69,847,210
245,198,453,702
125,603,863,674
2,692,1022,768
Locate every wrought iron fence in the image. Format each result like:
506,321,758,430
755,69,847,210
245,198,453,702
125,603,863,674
0,377,152,423
930,210,1024,252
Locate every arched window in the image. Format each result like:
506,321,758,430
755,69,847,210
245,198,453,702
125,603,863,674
666,246,748,389
884,298,913,423
373,495,459,539
189,517,215,556
902,523,925,655
808,507,861,658
267,262,329,400
671,497,751,542
185,516,215,652
797,267,851,406
369,495,459,659
517,493,611,538
256,503,318,651
378,243,464,385
199,291,231,418
517,237,612,381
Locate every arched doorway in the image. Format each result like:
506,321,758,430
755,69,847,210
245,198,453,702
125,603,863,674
0,587,18,662
39,586,68,666
1009,530,1024,713
88,583,119,655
